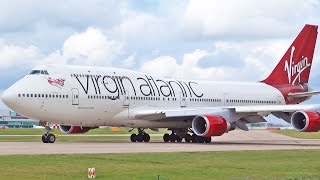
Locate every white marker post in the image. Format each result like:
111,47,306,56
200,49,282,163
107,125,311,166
88,167,96,179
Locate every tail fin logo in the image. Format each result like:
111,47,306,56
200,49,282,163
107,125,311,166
284,46,311,85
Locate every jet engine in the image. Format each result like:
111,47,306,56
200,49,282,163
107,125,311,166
291,111,320,132
59,125,93,134
192,115,233,137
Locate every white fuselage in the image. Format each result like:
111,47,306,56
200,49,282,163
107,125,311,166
2,64,286,128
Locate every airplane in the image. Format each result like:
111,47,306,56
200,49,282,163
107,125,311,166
2,24,320,144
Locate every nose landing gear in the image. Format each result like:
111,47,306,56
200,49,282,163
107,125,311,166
42,133,56,143
42,126,56,143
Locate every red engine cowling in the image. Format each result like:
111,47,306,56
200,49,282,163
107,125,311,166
192,115,232,137
59,125,92,134
291,111,320,132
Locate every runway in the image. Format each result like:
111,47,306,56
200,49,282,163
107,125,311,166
0,130,320,155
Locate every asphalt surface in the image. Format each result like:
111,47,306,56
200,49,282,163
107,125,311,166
0,130,320,155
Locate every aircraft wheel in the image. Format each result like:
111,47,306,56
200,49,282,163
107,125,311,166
163,133,170,142
204,137,211,143
137,134,144,142
198,136,205,143
176,135,182,143
169,134,176,142
47,134,56,143
42,134,49,143
191,134,198,143
143,133,150,142
130,134,137,142
184,134,192,142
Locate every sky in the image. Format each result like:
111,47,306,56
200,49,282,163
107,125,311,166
1,0,320,114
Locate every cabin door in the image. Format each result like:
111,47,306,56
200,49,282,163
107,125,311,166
224,93,229,106
180,92,186,107
123,91,130,107
71,88,79,105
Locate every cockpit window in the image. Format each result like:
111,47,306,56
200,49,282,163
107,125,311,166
29,70,49,75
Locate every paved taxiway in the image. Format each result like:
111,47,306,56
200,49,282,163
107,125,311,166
1,130,320,155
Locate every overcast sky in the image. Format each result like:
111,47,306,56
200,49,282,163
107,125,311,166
1,0,320,111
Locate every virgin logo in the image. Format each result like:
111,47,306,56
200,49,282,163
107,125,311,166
284,46,310,85
48,77,65,88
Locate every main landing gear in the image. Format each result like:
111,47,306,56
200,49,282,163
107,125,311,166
128,128,212,143
130,128,150,142
163,129,211,143
42,126,56,143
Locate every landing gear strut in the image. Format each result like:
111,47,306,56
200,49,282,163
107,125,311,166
130,128,150,142
42,126,56,143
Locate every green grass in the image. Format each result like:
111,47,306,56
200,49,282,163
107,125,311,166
0,150,320,179
272,130,320,139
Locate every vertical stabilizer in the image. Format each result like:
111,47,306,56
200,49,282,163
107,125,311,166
262,24,318,85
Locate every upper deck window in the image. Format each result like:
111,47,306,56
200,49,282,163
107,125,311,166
29,70,49,75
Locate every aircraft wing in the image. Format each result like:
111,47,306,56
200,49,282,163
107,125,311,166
130,104,320,125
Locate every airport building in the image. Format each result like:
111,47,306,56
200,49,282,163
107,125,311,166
0,110,39,128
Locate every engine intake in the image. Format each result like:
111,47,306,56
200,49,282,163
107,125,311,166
59,125,92,134
291,111,320,132
192,115,233,137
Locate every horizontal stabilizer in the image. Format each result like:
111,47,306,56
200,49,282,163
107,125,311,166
288,90,320,97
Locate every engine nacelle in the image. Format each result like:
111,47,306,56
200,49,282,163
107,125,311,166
291,111,320,132
59,125,92,134
192,115,233,137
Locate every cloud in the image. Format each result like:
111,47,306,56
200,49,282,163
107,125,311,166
141,49,235,81
180,0,320,39
0,27,124,71
46,27,123,66
0,0,124,32
0,40,43,69
140,38,295,82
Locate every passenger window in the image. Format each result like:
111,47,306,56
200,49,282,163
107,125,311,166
27,94,29,97
18,94,21,97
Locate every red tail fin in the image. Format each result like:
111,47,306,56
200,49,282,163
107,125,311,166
262,24,318,85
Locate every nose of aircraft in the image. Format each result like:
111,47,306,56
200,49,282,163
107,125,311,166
2,88,16,110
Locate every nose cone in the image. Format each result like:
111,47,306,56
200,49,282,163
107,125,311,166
2,88,16,110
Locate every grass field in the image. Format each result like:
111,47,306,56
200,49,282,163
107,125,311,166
272,130,320,139
0,150,319,179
